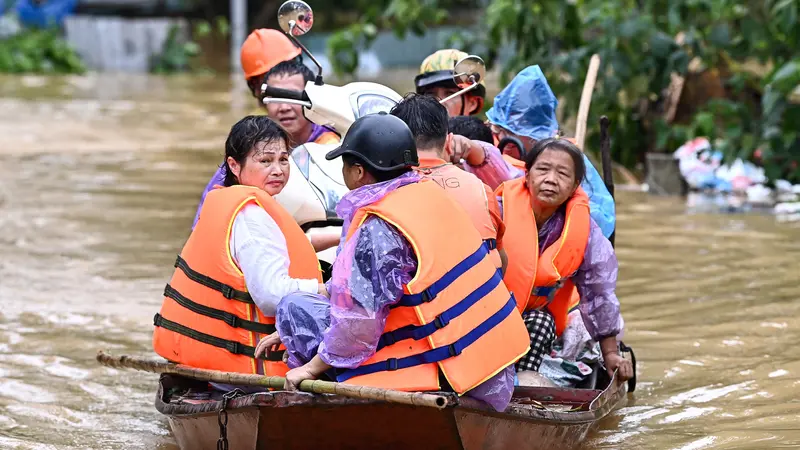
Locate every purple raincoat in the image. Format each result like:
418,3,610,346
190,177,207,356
275,172,516,412
192,124,335,228
498,199,622,340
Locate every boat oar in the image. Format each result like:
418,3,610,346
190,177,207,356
96,351,448,410
599,115,615,247
574,54,601,151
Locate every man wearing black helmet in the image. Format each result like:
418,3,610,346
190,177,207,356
257,112,530,412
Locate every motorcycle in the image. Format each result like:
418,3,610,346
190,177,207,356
265,0,486,278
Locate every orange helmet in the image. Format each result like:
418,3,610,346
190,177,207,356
240,29,302,80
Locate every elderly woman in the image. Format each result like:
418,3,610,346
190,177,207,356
445,65,616,240
153,116,333,380
496,138,633,381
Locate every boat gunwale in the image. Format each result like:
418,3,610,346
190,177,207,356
154,373,627,425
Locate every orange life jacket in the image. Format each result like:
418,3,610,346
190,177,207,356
314,130,341,145
416,156,502,268
153,185,322,376
503,154,526,170
335,180,529,393
497,178,590,336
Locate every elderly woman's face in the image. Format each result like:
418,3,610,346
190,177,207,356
526,148,578,208
227,139,291,196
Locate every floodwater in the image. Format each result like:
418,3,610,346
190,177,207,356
0,73,799,450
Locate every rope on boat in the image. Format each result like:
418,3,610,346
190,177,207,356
96,351,448,410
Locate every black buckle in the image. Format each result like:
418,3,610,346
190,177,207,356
226,341,242,355
173,256,181,268
223,314,240,328
433,315,449,329
386,358,399,371
485,239,497,250
448,344,460,357
381,333,396,347
153,313,162,326
420,288,434,303
221,285,234,299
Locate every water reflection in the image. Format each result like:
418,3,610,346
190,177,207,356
1,74,799,449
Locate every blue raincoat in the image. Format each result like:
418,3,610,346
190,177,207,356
486,65,616,238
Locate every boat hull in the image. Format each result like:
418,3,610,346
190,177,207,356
156,373,626,450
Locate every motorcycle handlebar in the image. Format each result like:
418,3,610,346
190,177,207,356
262,86,308,101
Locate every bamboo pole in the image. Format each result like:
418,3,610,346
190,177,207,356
574,54,602,151
97,351,448,410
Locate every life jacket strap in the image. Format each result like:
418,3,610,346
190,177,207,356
377,269,503,351
335,294,517,382
164,284,276,335
153,313,284,362
396,242,490,308
484,238,497,250
174,255,253,303
531,279,565,307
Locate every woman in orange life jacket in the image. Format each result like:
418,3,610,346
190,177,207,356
255,113,530,412
152,116,339,387
496,138,633,382
192,32,339,229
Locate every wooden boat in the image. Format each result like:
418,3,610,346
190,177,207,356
155,367,628,450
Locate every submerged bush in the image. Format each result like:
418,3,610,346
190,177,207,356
0,20,84,74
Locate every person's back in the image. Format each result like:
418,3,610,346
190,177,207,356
391,94,505,269
263,113,529,412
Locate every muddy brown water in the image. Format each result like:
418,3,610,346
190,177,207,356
0,74,799,450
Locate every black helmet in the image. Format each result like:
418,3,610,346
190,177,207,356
325,112,419,171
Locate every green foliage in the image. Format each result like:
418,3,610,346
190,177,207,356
151,17,229,74
328,0,800,182
0,26,85,74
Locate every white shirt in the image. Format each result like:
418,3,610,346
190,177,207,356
229,203,319,316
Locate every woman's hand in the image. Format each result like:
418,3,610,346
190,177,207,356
318,283,329,298
599,336,634,382
254,332,281,359
604,353,634,382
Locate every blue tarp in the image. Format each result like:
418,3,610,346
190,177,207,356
9,0,77,28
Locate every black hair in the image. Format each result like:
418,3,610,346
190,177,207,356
523,138,587,184
266,59,314,83
247,57,313,97
389,93,448,150
448,116,493,143
223,115,291,187
342,154,411,183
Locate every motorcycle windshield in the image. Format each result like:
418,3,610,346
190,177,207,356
353,93,397,118
293,144,348,220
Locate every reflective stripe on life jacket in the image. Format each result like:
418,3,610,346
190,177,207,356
335,180,530,393
497,177,590,336
153,185,322,376
415,159,501,268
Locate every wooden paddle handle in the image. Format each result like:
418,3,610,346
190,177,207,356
574,54,601,151
96,351,448,410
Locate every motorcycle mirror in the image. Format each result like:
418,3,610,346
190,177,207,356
439,55,485,106
277,0,324,85
278,0,314,36
453,55,485,88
